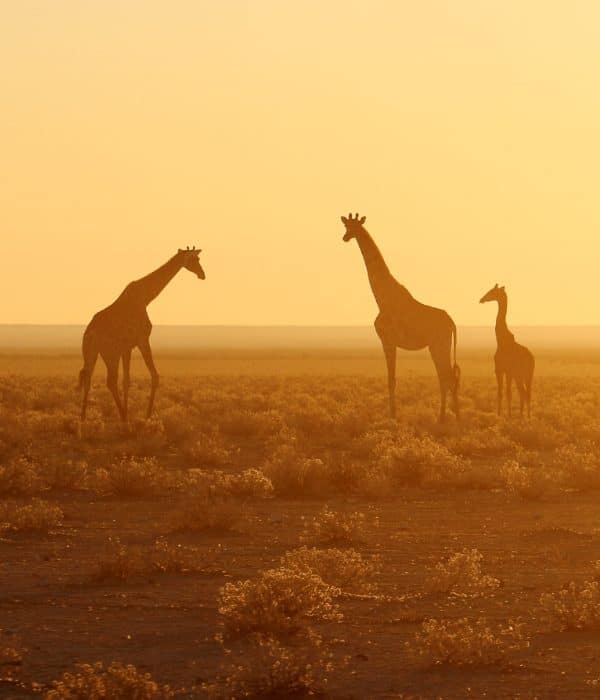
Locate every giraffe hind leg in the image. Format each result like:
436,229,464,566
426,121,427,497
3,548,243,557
430,343,454,423
103,352,126,422
80,344,98,421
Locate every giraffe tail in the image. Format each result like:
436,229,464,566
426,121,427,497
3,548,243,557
452,320,460,389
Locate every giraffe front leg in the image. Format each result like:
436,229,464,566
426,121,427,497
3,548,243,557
495,371,504,416
506,375,513,417
139,339,159,418
122,349,132,424
381,341,397,419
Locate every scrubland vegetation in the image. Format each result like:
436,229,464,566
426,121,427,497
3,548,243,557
3,353,600,697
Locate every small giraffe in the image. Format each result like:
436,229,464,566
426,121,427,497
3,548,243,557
342,213,460,422
479,284,534,418
79,248,205,423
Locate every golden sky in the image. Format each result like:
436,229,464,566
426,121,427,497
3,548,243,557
1,1,599,326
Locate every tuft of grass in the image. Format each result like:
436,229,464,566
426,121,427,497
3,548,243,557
300,505,369,546
540,578,600,630
94,538,218,583
426,548,500,596
93,457,179,497
0,457,46,496
170,497,241,534
0,498,63,534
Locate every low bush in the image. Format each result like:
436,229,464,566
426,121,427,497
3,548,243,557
45,661,173,699
410,617,526,666
218,566,342,638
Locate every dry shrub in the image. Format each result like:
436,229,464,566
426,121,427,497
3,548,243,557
93,457,179,497
226,468,274,499
501,459,558,501
220,409,284,440
186,430,232,468
540,579,600,630
218,567,342,638
0,630,24,683
0,456,46,496
378,433,470,488
45,661,173,699
134,417,168,455
188,468,273,501
200,634,333,699
300,505,368,546
280,546,380,594
171,497,240,534
94,538,217,582
555,443,600,491
426,548,500,596
446,426,516,458
47,460,89,491
0,499,63,534
410,617,526,666
263,444,329,498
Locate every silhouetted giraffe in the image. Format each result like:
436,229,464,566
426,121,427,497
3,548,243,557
479,284,534,418
342,214,460,422
79,248,205,423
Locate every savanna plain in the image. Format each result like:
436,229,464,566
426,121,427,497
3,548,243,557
3,346,600,699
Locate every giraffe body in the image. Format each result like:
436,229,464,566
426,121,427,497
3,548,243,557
342,214,459,422
79,249,205,423
480,284,534,418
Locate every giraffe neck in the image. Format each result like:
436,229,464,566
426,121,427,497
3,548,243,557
355,230,397,308
495,296,511,342
132,254,184,307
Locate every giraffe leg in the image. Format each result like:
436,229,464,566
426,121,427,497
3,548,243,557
506,374,513,418
495,371,503,416
381,341,397,419
104,354,125,422
80,351,98,421
517,379,526,418
139,338,159,418
122,348,132,423
430,343,453,423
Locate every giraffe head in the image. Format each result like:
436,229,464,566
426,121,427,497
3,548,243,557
341,212,367,241
479,283,506,304
178,247,205,279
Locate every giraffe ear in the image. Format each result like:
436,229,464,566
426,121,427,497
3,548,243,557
341,216,348,224
359,216,366,224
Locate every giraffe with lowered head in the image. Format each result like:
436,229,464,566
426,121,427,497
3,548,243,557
341,213,460,422
79,247,205,423
479,284,534,418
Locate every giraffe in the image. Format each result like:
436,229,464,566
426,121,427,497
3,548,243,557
341,213,460,422
79,247,205,423
479,284,534,418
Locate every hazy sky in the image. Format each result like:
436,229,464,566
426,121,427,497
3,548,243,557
2,2,599,325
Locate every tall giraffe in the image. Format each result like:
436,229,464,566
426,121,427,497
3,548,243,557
479,284,534,418
341,213,460,422
79,247,205,423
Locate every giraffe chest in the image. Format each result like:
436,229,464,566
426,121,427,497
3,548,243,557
374,311,429,350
